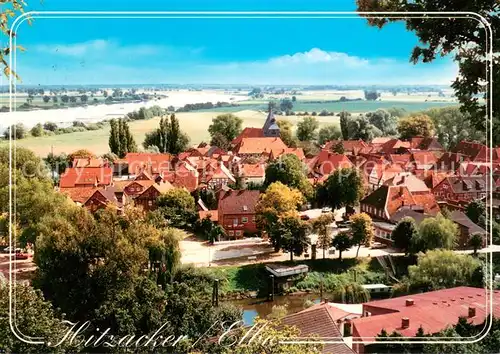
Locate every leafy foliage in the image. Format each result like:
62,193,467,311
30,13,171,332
157,188,197,229
350,213,374,258
108,118,137,158
256,182,304,252
407,250,481,290
143,114,190,154
331,231,353,260
356,0,500,145
414,213,458,252
296,116,319,141
318,125,342,145
392,217,419,254
366,109,397,135
397,114,435,140
311,213,334,259
317,168,364,210
347,115,382,141
208,113,243,144
277,119,298,147
264,154,313,199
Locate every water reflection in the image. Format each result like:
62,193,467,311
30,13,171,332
230,294,323,326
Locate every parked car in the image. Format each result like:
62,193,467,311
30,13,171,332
321,207,332,213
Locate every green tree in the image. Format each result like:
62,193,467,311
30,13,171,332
3,123,26,140
43,122,58,131
157,188,197,229
347,115,382,141
255,182,305,252
44,152,70,179
424,106,485,149
277,119,298,147
364,90,380,101
392,217,419,255
30,123,44,137
80,94,88,103
143,114,189,154
407,250,481,290
339,111,350,140
333,282,370,304
350,213,374,258
210,132,231,150
311,213,334,259
264,154,313,199
469,232,483,256
0,281,81,353
397,114,435,140
42,95,50,103
318,168,364,210
356,0,500,145
296,116,319,141
331,231,352,260
277,214,310,261
366,109,397,135
414,213,458,252
208,113,243,143
108,119,137,158
68,148,96,161
318,125,342,145
465,199,486,228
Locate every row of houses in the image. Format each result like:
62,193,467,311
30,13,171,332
284,286,500,354
57,110,494,243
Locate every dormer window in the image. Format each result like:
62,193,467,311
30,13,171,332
243,205,248,211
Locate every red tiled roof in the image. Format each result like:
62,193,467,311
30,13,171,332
380,139,411,154
233,137,287,155
239,163,266,178
231,127,264,145
60,186,97,204
352,287,500,339
435,152,470,171
281,303,355,354
270,148,306,161
198,210,218,222
218,190,260,215
384,173,429,193
388,154,411,167
411,151,437,169
371,137,393,146
324,139,368,153
313,150,354,176
451,140,488,161
125,153,173,175
59,167,113,188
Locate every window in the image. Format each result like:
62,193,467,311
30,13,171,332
228,231,235,236
242,217,248,223
252,217,256,222
148,200,153,206
235,230,242,237
233,218,239,226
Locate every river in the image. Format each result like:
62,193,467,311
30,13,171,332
229,294,323,326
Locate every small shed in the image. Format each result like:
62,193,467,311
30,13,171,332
265,264,309,292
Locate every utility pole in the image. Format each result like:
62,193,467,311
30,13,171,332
51,145,55,180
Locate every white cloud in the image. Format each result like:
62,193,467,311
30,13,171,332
191,48,459,85
34,39,110,56
268,48,369,66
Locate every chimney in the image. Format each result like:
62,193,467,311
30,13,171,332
405,299,414,307
468,306,476,318
401,317,410,329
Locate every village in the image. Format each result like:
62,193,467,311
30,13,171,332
4,107,494,353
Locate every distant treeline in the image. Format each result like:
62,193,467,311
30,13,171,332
176,101,237,112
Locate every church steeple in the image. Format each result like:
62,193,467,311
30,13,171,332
263,106,280,137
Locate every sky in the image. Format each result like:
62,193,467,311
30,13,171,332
4,0,463,86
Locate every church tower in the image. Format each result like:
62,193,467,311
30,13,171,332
262,107,280,137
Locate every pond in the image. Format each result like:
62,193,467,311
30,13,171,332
229,294,324,326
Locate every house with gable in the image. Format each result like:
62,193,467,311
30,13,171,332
218,190,260,238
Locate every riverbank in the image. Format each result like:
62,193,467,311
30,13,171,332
203,256,410,300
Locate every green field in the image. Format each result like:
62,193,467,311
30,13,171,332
199,99,457,114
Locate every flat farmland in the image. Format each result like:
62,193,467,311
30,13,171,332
4,109,342,156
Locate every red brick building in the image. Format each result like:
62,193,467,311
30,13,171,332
134,182,174,211
351,287,500,353
433,176,488,202
218,190,260,238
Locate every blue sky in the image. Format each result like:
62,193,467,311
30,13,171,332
8,0,459,85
